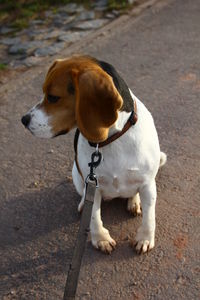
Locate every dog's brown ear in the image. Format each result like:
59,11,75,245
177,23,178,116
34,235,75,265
72,68,123,143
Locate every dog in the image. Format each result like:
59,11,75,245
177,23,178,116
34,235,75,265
21,55,167,254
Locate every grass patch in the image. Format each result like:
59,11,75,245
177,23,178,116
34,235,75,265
0,0,131,31
12,19,29,30
108,0,130,10
0,63,7,70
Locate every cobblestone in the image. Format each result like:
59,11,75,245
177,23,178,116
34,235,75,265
58,31,90,43
34,42,66,57
0,1,119,68
73,19,108,30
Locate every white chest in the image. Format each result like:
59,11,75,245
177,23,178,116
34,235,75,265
97,164,143,199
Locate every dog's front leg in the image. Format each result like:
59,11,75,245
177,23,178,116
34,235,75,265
134,180,157,254
90,189,116,254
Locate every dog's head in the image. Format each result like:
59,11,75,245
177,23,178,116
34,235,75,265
21,56,123,143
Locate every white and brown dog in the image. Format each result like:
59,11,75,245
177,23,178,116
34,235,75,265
22,55,166,254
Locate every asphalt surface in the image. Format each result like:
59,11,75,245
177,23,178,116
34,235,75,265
0,0,200,299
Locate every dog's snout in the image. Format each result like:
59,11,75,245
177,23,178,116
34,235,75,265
21,114,31,127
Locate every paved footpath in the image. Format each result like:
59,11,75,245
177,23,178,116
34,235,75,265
0,0,199,299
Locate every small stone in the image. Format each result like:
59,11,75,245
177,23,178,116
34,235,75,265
31,40,45,48
105,13,116,19
73,19,108,30
34,42,65,57
9,41,43,55
114,265,120,272
62,3,79,14
158,250,164,257
81,292,90,298
44,30,65,40
94,6,107,12
48,149,54,154
9,60,25,68
53,15,75,28
58,31,89,43
76,10,95,22
63,21,77,31
53,19,64,28
1,37,21,46
0,26,16,34
21,56,43,67
53,11,68,18
93,0,108,11
9,44,28,55
176,275,185,284
27,28,49,39
64,15,76,24
94,0,108,7
52,13,66,20
66,175,72,181
29,19,45,26
44,10,54,18
112,10,121,17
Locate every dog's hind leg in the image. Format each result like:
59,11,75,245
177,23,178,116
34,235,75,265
134,180,157,254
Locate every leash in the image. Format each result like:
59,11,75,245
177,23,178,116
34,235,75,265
63,146,102,300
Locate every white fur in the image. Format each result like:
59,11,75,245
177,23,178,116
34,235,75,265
28,104,53,138
72,90,166,253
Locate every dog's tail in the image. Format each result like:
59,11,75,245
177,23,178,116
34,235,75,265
159,152,167,168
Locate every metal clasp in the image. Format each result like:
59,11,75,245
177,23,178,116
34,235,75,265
85,144,102,188
85,173,99,187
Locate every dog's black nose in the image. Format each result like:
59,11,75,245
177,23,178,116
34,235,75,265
21,114,31,127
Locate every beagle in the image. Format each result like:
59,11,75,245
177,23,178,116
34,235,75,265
21,55,167,254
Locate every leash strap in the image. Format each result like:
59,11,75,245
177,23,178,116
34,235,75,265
63,148,102,299
63,180,96,300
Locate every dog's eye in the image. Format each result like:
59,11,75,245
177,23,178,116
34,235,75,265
47,94,60,103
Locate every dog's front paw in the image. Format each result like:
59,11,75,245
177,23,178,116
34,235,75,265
91,228,116,254
127,194,142,216
133,227,155,254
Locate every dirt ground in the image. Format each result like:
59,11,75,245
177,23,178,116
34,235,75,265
0,0,199,299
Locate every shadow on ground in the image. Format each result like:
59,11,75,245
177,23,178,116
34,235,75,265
0,180,140,295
